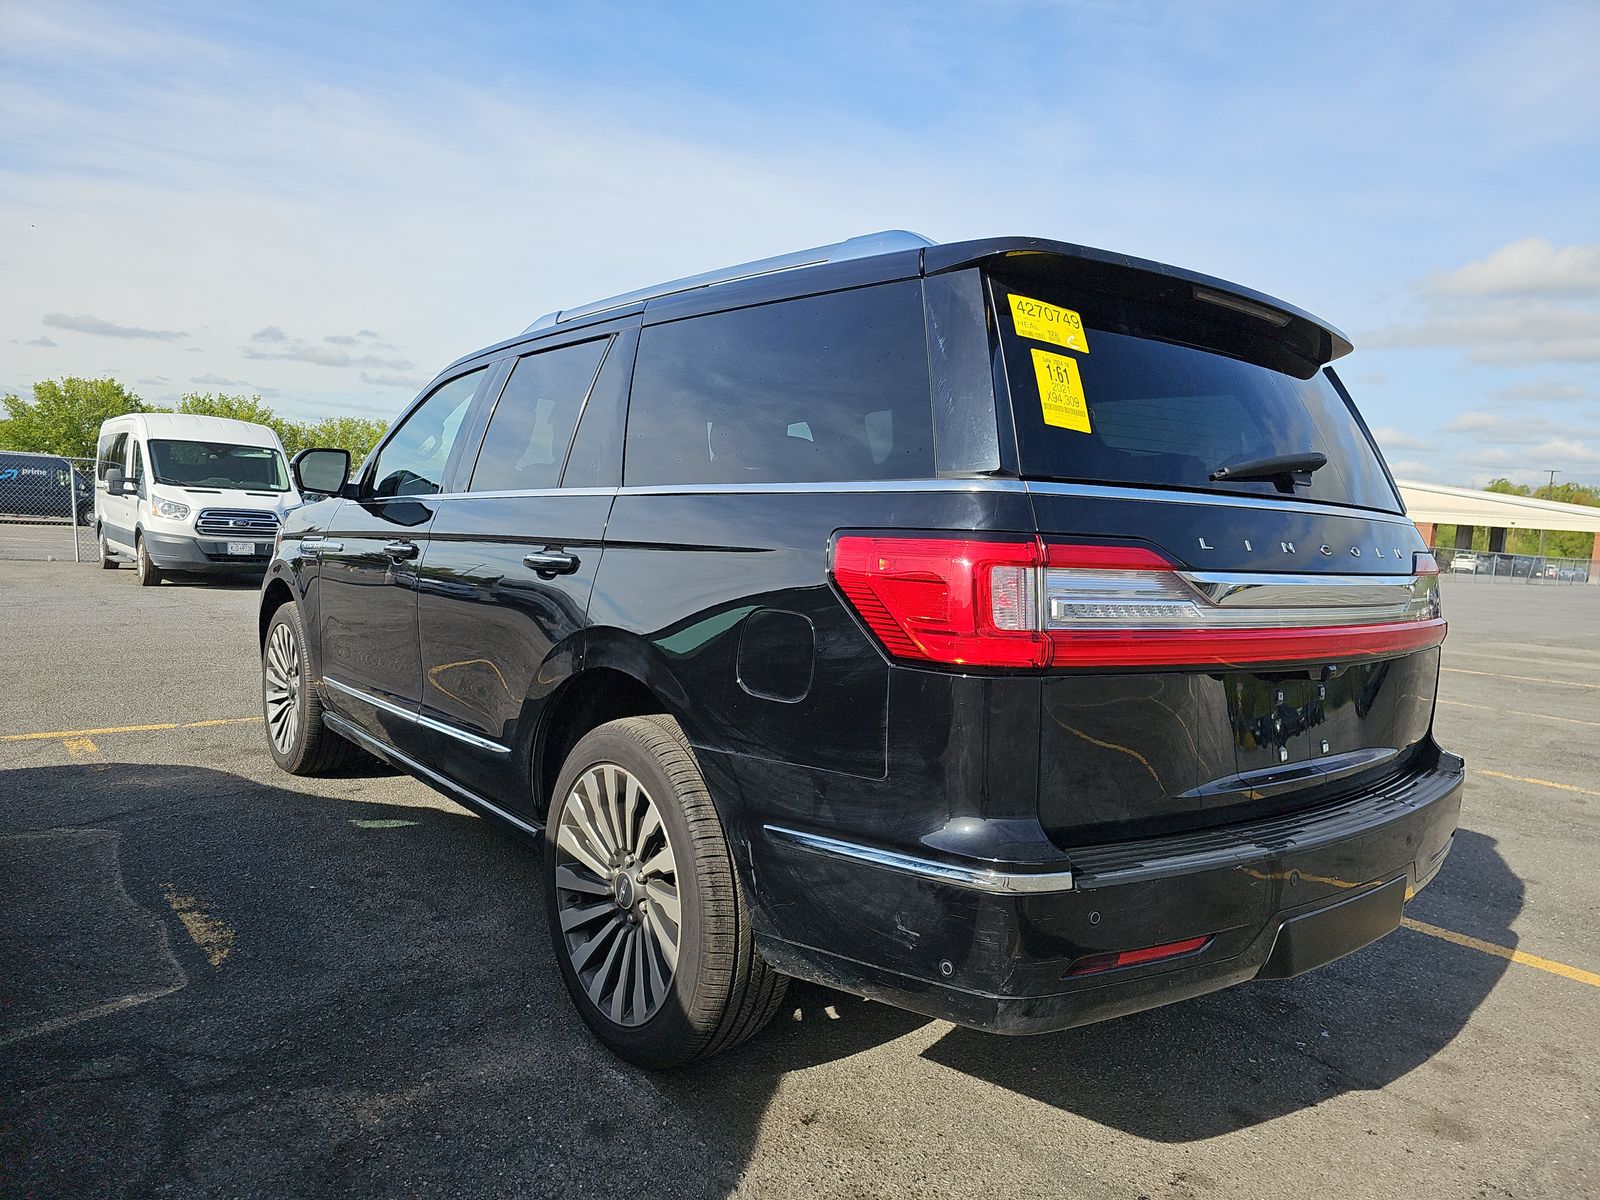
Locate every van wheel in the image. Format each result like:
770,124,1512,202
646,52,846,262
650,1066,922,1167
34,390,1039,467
135,534,162,586
545,716,788,1068
262,602,356,774
99,535,117,568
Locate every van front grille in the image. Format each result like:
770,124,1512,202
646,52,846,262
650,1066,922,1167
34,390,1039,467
195,508,279,538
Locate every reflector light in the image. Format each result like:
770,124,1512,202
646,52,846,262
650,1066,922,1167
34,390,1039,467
831,533,1448,670
1066,934,1213,978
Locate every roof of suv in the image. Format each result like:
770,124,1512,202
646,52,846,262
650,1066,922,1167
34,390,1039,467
447,231,1353,379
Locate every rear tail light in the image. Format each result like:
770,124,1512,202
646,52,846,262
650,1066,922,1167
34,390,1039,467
1065,934,1212,978
831,534,1447,670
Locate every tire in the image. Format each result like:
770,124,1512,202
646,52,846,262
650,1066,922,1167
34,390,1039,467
99,535,117,569
545,716,788,1068
135,534,162,586
262,601,357,775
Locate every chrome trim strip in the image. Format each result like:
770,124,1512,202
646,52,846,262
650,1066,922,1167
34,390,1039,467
1178,571,1420,608
428,486,619,501
323,676,511,755
616,479,1029,497
322,712,543,837
766,825,1073,894
1024,480,1414,523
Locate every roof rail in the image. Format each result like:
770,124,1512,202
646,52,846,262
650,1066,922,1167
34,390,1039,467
524,229,936,334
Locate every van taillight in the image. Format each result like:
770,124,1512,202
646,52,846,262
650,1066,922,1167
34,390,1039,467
830,534,1446,670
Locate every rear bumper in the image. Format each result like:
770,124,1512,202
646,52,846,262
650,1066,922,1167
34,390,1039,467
749,750,1462,1035
142,530,272,574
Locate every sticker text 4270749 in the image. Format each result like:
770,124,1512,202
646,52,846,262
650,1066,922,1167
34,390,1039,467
1008,294,1090,354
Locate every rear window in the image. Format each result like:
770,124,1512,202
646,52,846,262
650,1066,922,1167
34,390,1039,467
624,281,933,486
990,273,1400,513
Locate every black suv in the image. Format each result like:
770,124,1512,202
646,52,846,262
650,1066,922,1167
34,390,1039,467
259,232,1461,1067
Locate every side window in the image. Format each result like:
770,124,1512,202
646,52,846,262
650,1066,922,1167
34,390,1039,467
98,432,128,481
624,281,933,486
368,369,484,498
467,338,609,492
130,441,145,486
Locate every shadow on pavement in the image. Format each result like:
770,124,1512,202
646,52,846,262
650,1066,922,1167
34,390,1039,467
0,762,925,1199
920,827,1516,1141
1,762,1513,1192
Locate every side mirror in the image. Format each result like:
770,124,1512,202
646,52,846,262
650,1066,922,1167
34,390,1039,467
106,467,128,496
292,447,352,497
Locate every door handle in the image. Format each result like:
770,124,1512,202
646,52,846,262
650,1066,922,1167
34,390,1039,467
523,550,580,576
383,539,420,562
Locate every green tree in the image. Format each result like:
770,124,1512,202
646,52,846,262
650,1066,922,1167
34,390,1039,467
0,377,147,458
1435,477,1598,561
293,415,389,463
176,392,283,428
168,391,387,463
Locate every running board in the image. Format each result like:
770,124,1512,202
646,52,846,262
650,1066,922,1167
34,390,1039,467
321,711,545,839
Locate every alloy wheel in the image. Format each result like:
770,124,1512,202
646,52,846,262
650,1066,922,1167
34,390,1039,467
263,621,302,755
553,764,681,1027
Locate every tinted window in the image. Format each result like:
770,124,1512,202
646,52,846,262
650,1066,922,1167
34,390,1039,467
467,339,608,492
624,281,933,485
991,275,1401,512
370,369,483,498
130,441,145,485
97,431,128,481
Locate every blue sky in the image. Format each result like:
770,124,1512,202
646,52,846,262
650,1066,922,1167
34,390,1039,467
2,0,1597,487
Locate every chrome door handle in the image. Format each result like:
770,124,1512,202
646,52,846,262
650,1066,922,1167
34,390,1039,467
523,550,580,576
384,539,420,561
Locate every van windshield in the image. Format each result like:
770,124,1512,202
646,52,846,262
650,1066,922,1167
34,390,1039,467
148,440,290,491
990,272,1402,514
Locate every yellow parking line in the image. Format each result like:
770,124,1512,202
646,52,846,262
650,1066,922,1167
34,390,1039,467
62,736,99,756
1475,768,1600,800
1,717,260,743
1402,918,1600,989
1437,698,1600,729
1441,666,1600,690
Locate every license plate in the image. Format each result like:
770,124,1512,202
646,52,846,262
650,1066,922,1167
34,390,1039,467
228,541,257,555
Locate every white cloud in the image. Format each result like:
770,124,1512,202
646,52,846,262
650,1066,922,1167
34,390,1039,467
358,370,427,390
1388,459,1435,480
1425,238,1600,298
1367,303,1600,364
42,313,188,341
189,373,248,387
1492,379,1591,403
1370,425,1426,450
1528,437,1600,464
26,336,57,347
242,342,414,370
251,326,289,343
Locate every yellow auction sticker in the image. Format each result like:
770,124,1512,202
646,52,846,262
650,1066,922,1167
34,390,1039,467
1031,349,1091,432
1009,293,1089,353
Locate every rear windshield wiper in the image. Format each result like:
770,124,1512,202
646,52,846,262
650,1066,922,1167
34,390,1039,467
1210,451,1327,491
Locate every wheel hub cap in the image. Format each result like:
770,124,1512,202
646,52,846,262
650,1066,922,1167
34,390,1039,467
553,763,681,1027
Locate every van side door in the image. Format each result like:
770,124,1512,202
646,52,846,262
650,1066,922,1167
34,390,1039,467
416,322,636,814
96,428,134,551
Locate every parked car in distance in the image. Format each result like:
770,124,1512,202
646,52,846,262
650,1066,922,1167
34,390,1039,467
1448,551,1481,574
259,230,1462,1068
0,450,94,525
95,412,301,586
1557,566,1590,582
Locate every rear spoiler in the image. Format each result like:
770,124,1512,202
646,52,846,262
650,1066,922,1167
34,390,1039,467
925,237,1353,371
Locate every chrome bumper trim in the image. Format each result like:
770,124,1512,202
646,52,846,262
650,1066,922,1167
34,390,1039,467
765,825,1074,894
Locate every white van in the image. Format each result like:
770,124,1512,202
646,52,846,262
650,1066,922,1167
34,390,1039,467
94,413,301,585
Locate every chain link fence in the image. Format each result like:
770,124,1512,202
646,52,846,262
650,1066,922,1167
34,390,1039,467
0,450,99,562
1432,545,1593,585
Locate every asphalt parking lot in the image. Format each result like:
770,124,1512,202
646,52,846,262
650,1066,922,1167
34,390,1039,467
2,563,1597,1199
